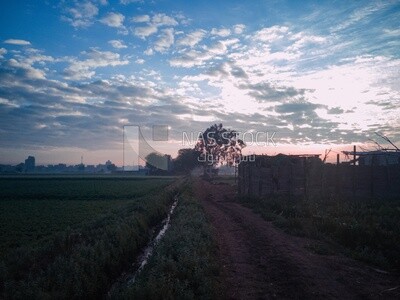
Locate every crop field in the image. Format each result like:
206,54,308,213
0,176,178,299
114,181,222,299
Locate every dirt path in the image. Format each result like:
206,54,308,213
194,179,400,299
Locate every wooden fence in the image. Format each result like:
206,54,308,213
238,155,400,199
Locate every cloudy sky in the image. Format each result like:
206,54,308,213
0,0,399,165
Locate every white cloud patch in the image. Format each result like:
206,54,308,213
254,26,289,42
144,48,154,55
108,40,127,49
4,39,31,46
383,28,400,36
211,28,231,37
152,13,178,27
0,48,7,58
332,2,391,32
133,25,158,39
64,49,129,80
177,29,206,47
131,13,179,39
131,15,150,23
233,24,246,34
120,0,141,4
100,12,125,28
6,58,46,79
63,2,99,28
154,28,175,53
170,41,233,68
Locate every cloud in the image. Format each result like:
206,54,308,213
0,48,7,58
4,58,47,79
177,29,206,47
63,2,99,28
0,59,199,155
327,107,345,114
64,49,129,80
240,82,308,103
108,40,127,49
383,28,400,36
170,39,238,68
169,48,219,68
0,48,54,80
254,26,289,42
1,14,399,160
154,28,175,53
274,102,322,114
233,24,246,34
152,13,178,27
4,39,31,46
131,15,150,23
100,12,125,28
332,2,391,32
131,13,179,39
133,25,158,39
211,28,231,37
120,0,141,4
230,65,247,79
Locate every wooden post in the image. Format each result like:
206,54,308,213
352,145,356,197
248,164,252,196
303,157,307,199
234,163,237,184
370,154,375,197
289,161,293,200
336,154,340,194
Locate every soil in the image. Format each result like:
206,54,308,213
194,179,400,300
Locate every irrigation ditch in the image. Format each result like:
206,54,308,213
107,194,179,297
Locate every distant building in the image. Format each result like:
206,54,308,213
24,156,35,172
342,150,400,166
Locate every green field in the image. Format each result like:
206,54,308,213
0,176,178,299
114,180,222,299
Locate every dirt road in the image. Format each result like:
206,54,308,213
194,179,400,299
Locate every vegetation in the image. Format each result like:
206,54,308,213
195,123,245,176
238,194,400,271
115,180,222,299
173,148,202,174
0,176,173,201
145,153,171,175
0,176,177,299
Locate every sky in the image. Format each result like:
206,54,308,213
0,0,399,166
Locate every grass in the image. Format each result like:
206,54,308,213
0,176,178,299
114,180,222,300
212,175,236,186
238,194,400,271
0,177,174,259
0,176,174,201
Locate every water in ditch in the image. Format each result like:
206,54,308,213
107,196,178,297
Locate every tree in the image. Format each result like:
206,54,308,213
195,123,245,177
145,152,171,175
173,148,202,174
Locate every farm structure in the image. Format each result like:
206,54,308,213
238,151,400,198
342,150,400,166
